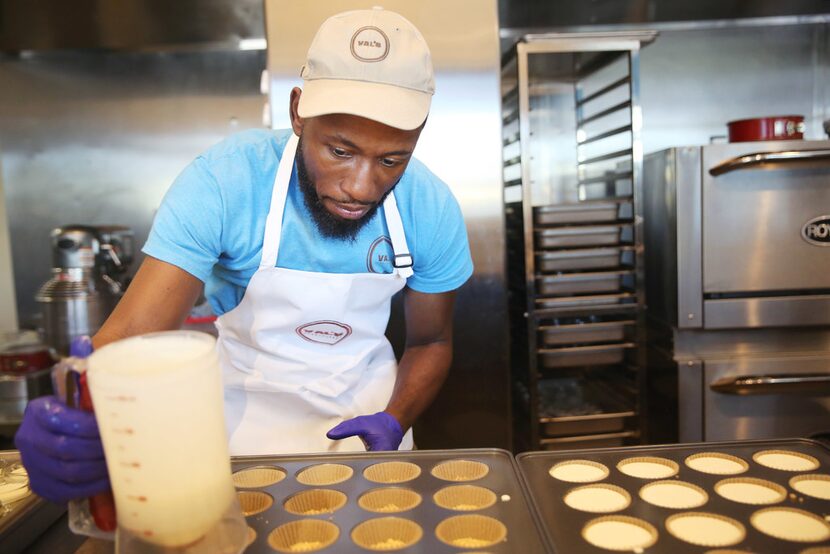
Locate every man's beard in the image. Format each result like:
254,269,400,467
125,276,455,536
296,138,388,242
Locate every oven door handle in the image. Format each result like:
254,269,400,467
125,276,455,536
709,149,830,176
710,374,830,395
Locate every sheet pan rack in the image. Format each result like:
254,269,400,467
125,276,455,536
501,31,655,452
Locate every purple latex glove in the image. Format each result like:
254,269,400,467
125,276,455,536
14,395,110,504
326,411,404,451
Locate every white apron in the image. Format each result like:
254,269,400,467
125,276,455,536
214,133,415,455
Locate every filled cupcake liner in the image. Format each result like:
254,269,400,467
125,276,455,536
232,466,286,488
752,450,820,472
268,519,340,553
237,490,274,516
433,485,498,511
547,460,610,483
581,515,658,551
666,512,746,547
564,483,631,513
616,456,679,479
296,463,354,486
430,460,490,482
685,452,749,476
351,516,423,551
284,489,348,515
435,514,508,548
750,507,830,543
363,461,422,484
790,474,830,501
358,487,422,513
639,480,708,509
714,477,787,505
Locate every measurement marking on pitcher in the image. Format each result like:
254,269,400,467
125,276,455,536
113,427,135,435
106,395,136,402
127,495,148,502
120,461,141,469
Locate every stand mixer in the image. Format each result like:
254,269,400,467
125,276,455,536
35,225,133,356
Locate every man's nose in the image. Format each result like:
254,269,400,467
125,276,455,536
341,160,380,203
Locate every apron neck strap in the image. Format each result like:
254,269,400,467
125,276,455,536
382,193,414,279
260,133,299,269
260,132,413,279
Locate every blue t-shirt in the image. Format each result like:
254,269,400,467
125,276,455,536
143,129,474,316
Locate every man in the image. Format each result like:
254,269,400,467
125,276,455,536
15,7,472,504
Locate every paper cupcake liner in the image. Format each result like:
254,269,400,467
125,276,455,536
268,519,340,553
800,547,830,554
232,465,286,488
296,463,354,486
790,474,830,500
284,489,348,515
752,449,820,472
548,460,609,483
581,515,658,551
715,477,787,505
435,514,507,548
358,488,422,513
237,490,273,516
433,485,497,511
351,517,423,551
639,480,708,509
616,456,679,479
245,526,257,547
666,512,746,547
751,507,830,543
430,460,489,482
363,461,422,484
685,452,749,475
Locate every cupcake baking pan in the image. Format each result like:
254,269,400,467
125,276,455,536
516,438,830,553
232,448,549,553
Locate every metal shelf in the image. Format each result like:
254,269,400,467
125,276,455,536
501,33,650,453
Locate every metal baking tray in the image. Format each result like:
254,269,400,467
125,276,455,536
538,320,635,347
533,200,633,226
535,246,635,273
535,224,633,249
539,431,639,451
535,270,633,297
538,343,636,368
538,380,636,438
535,293,637,312
0,451,65,554
517,438,830,553
232,449,550,553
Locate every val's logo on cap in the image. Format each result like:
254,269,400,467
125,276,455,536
350,26,389,62
296,321,353,345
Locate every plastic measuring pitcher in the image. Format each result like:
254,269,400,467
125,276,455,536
87,331,247,553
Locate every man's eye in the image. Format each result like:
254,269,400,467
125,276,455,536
380,158,398,168
332,147,349,158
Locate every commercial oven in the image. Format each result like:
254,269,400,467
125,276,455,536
643,140,830,442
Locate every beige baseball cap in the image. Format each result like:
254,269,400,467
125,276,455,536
298,7,434,130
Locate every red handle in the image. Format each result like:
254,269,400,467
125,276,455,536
79,373,118,532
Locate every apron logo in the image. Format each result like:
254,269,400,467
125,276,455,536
366,235,393,273
296,321,353,345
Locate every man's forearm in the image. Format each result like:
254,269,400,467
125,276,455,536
384,340,452,431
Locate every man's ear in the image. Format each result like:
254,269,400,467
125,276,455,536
289,87,304,136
